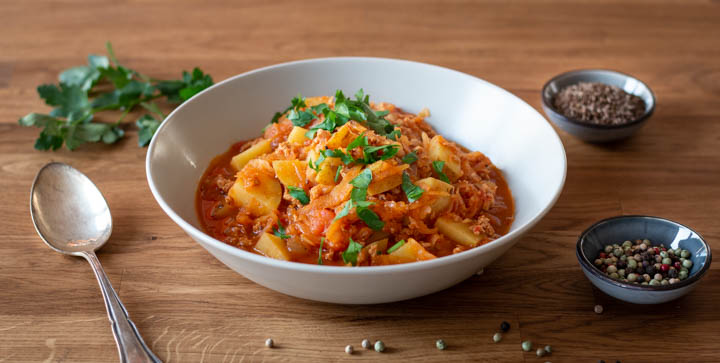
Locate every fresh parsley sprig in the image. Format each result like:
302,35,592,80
273,222,291,239
19,42,214,150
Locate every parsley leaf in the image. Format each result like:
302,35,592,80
136,114,161,147
401,172,424,203
346,133,368,152
356,206,384,230
341,238,363,266
288,109,316,127
287,186,310,205
273,222,290,239
432,160,451,183
333,200,354,222
402,151,418,164
350,168,373,189
308,153,325,172
387,240,405,254
334,165,343,183
362,144,399,163
323,149,354,164
318,237,325,265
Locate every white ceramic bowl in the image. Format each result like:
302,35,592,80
146,58,567,304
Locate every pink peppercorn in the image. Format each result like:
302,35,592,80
599,252,607,258
661,264,670,272
654,247,660,255
674,262,682,269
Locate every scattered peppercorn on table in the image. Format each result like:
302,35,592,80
1,1,719,362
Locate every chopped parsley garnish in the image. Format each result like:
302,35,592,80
318,237,325,265
322,148,354,164
387,240,405,254
346,134,368,151
333,200,354,222
356,207,384,230
301,89,399,140
401,151,418,164
341,238,363,266
273,222,290,239
287,186,310,205
350,168,373,189
432,160,450,183
308,153,325,172
288,108,316,127
401,172,424,203
345,134,399,165
334,165,343,182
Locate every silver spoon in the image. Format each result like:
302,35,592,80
30,162,161,363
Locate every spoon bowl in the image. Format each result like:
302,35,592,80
30,162,112,255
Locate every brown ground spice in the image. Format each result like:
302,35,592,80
552,82,646,125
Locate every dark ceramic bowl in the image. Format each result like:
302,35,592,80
577,215,711,304
541,69,655,143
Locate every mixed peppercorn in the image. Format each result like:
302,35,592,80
594,239,693,286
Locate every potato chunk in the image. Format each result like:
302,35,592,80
326,121,367,149
255,232,291,261
428,135,463,181
272,160,307,187
390,238,436,261
367,161,409,195
315,157,343,185
230,139,272,171
228,159,281,216
287,126,309,145
416,177,453,214
436,216,481,247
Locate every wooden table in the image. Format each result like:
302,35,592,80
2,1,719,362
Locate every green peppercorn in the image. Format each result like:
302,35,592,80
661,279,669,286
607,265,617,273
522,340,532,352
594,259,603,266
620,255,628,261
605,258,613,265
660,251,668,258
618,269,626,278
436,339,446,350
536,348,545,357
627,259,638,268
649,279,660,286
627,273,638,282
374,340,385,352
682,259,693,269
679,270,689,280
609,272,619,279
544,345,552,354
613,248,623,257
493,333,502,343
622,240,632,248
681,250,691,259
604,245,613,253
643,274,651,282
662,257,672,265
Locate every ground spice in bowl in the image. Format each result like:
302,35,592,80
552,82,646,125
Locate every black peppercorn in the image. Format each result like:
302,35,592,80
626,266,635,273
617,260,626,269
645,265,656,275
642,260,650,267
500,321,510,332
635,266,644,274
668,268,678,278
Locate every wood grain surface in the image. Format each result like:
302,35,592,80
2,1,719,362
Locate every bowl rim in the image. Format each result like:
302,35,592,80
146,56,567,274
576,215,712,291
541,68,656,130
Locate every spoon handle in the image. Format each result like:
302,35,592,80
83,251,162,363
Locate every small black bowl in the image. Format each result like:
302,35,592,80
577,215,711,304
541,69,655,143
